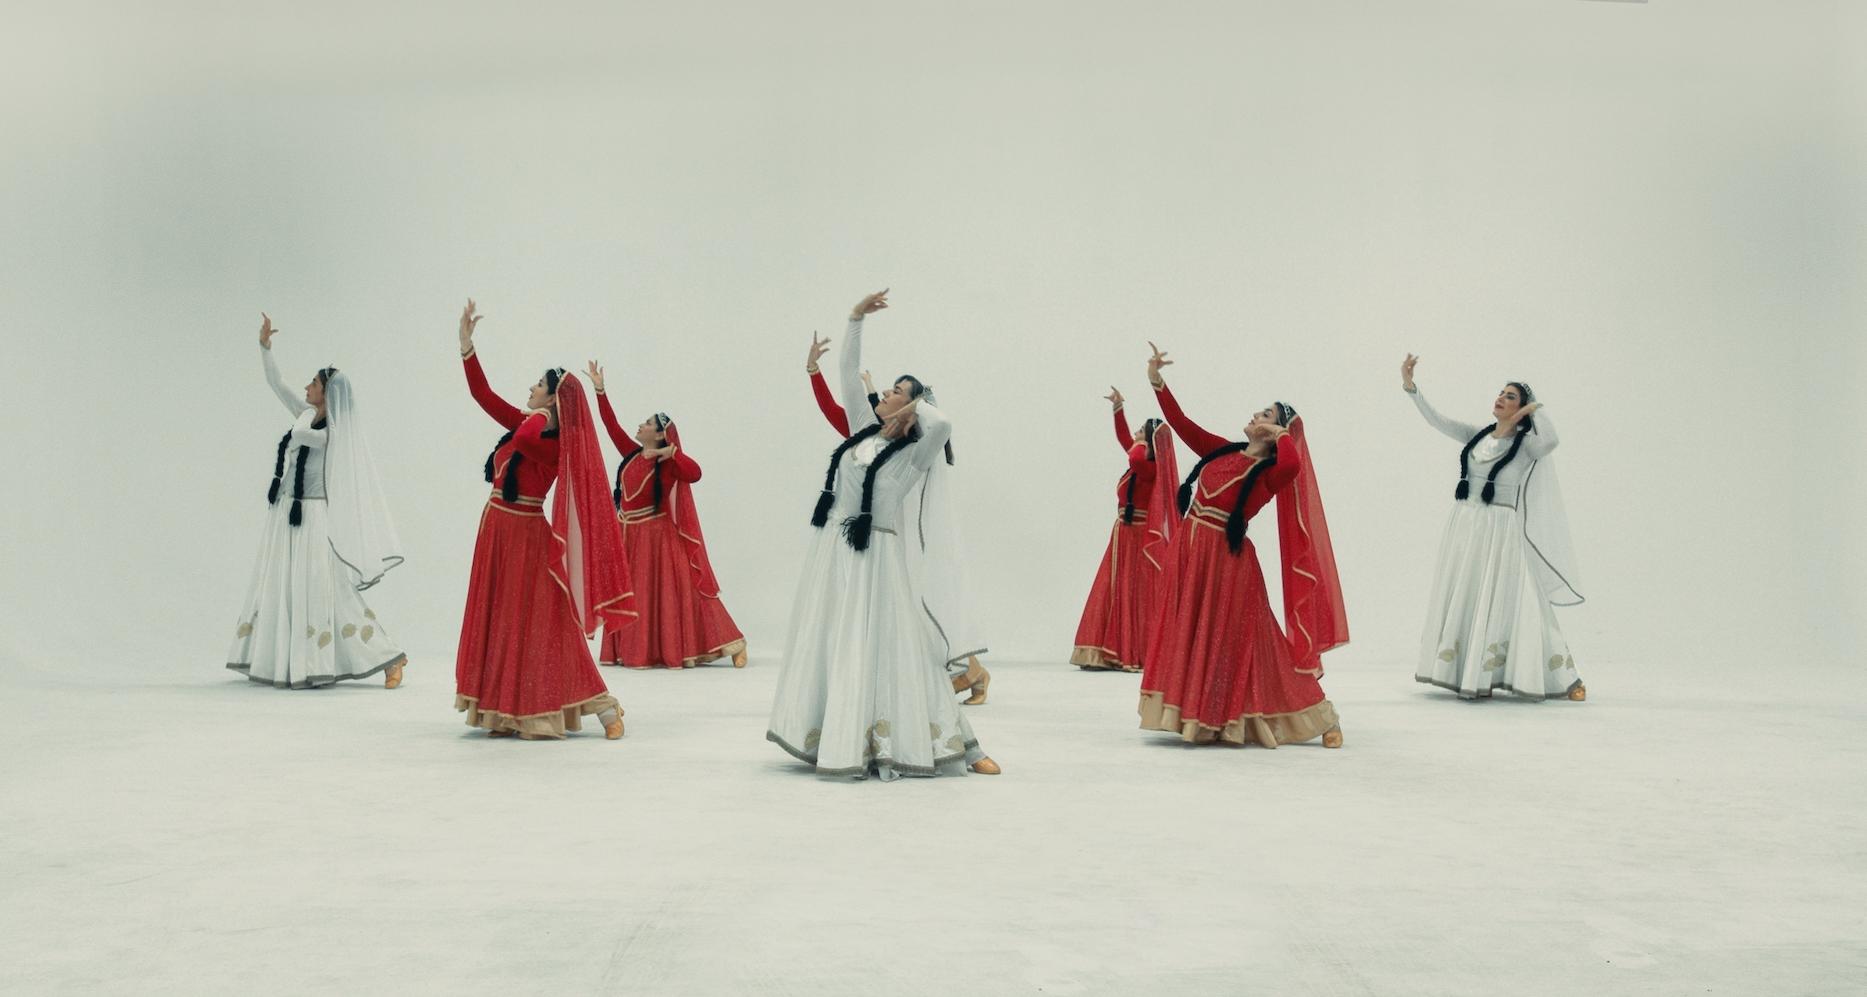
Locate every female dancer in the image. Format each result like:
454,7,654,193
454,299,631,740
587,361,747,669
805,331,991,705
768,290,1000,779
1138,342,1348,748
1070,386,1178,672
227,313,407,689
1401,354,1584,700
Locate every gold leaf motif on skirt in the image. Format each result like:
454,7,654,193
341,624,358,639
1548,655,1566,671
365,609,377,620
361,626,374,643
929,723,941,740
317,631,333,649
1438,648,1456,663
803,729,821,750
945,735,965,753
871,719,892,739
236,622,253,638
1565,655,1575,670
305,625,316,638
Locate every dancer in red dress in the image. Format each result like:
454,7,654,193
1138,342,1349,748
453,299,633,740
804,331,990,703
586,361,747,669
1070,386,1178,672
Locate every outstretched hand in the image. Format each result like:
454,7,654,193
807,332,831,369
459,298,482,351
585,361,605,393
851,288,890,320
259,312,278,349
1147,341,1173,383
1401,353,1419,391
1105,386,1124,408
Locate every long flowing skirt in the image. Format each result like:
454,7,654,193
1139,524,1338,746
455,498,620,737
598,516,745,668
767,527,986,780
1070,519,1157,671
1415,502,1582,700
226,497,406,689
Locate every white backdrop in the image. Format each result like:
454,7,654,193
2,0,1860,680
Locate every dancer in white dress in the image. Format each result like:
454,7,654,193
1402,354,1584,701
767,290,1001,779
227,313,407,689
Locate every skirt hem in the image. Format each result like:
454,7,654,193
1414,674,1585,702
225,653,406,690
1138,690,1339,747
455,692,621,739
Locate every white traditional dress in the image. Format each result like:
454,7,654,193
1409,387,1583,700
226,347,406,688
766,317,987,779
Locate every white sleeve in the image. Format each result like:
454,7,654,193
908,402,952,471
263,345,311,416
840,317,877,433
289,409,328,450
1522,410,1559,459
1408,387,1481,443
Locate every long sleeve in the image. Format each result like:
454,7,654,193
594,390,642,458
1112,407,1133,452
261,346,310,417
1153,381,1229,458
840,318,878,434
810,368,851,437
1127,442,1150,477
1522,410,1560,460
288,410,328,450
463,351,523,429
664,450,703,483
1265,435,1303,492
909,402,953,471
511,411,556,461
1408,387,1481,444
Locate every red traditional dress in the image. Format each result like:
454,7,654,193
593,392,746,668
1070,407,1178,671
454,353,634,738
1138,382,1348,747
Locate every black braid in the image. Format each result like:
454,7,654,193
288,444,310,526
483,428,520,501
812,424,882,527
268,430,291,504
612,450,664,513
1455,424,1528,504
1177,442,1251,516
841,434,917,551
1176,441,1276,556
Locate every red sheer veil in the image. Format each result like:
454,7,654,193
1274,410,1348,676
549,374,636,635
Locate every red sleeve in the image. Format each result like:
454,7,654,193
464,352,523,429
1127,442,1150,476
1154,381,1229,458
1113,407,1133,452
664,450,703,483
511,411,557,462
1265,434,1303,491
811,369,850,438
594,390,641,458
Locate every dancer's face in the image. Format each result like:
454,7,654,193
1492,384,1524,420
635,417,667,447
1244,405,1281,434
874,378,917,420
527,378,555,410
304,376,325,408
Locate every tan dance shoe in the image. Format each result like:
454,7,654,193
384,661,405,689
732,648,748,668
1568,683,1587,702
1321,726,1344,749
970,757,1002,775
604,711,625,740
962,666,991,706
487,728,515,738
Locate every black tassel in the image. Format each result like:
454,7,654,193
811,425,881,528
1225,510,1247,553
841,513,874,551
484,429,515,483
1454,479,1470,501
501,455,522,502
268,430,291,504
288,445,310,527
1176,479,1194,516
1480,481,1497,504
812,489,837,527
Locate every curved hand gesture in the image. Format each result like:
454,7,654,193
459,298,483,351
1147,341,1173,382
1506,401,1541,425
585,360,605,393
259,312,279,349
1401,353,1419,391
851,288,890,319
861,370,876,392
807,331,831,369
1105,386,1124,408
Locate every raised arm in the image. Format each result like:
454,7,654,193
662,449,703,483
1107,387,1133,452
1406,387,1482,444
510,411,556,462
908,402,953,471
1152,381,1229,458
806,332,851,437
288,410,329,450
258,314,309,416
590,369,642,458
1520,407,1559,459
459,299,522,429
1264,431,1303,492
840,318,877,434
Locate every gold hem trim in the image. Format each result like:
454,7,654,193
455,692,621,739
604,637,747,669
1137,690,1338,747
1071,645,1141,670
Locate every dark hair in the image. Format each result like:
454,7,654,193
268,430,292,505
891,374,954,465
1120,418,1165,525
544,367,564,395
841,434,917,551
316,366,338,386
1177,443,1277,554
482,368,567,501
613,415,670,512
288,444,310,526
812,424,882,526
1454,383,1534,504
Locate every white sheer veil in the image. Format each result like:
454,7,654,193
1518,415,1582,607
321,371,404,589
907,388,988,670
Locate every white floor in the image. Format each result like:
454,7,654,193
2,653,1861,996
